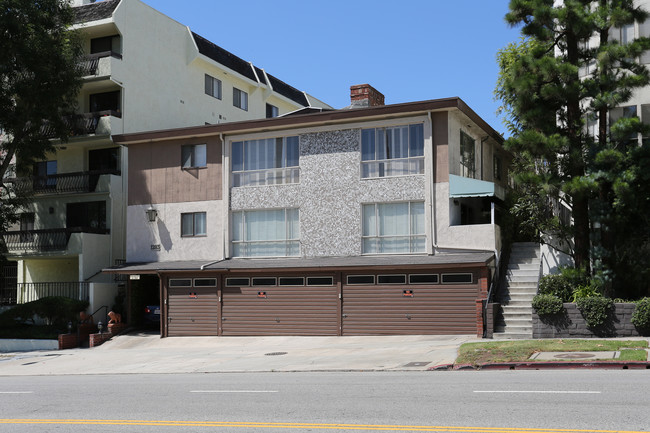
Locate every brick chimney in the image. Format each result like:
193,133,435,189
350,84,385,108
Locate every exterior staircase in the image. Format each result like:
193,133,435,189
494,242,541,339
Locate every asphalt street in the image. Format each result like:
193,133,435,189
1,370,649,432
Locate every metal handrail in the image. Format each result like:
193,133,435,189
483,248,509,338
89,305,109,328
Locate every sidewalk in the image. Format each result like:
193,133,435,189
0,333,478,376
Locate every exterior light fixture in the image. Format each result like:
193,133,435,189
146,205,158,222
67,321,73,334
97,321,103,334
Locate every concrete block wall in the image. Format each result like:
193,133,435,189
533,303,642,338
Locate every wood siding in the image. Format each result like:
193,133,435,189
221,285,339,336
128,137,222,205
167,286,219,336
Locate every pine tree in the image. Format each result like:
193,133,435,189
498,0,650,293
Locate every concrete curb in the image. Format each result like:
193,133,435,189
429,361,650,371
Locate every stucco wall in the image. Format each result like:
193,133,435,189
24,258,79,283
230,127,426,258
126,201,224,262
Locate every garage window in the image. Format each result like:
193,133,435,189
377,275,406,284
347,275,375,285
226,278,250,286
441,273,473,284
409,274,439,284
252,277,277,286
169,278,192,287
279,277,305,286
194,278,217,287
307,276,334,286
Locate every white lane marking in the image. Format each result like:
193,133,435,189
0,392,33,394
190,390,278,393
474,390,601,394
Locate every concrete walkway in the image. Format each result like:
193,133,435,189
0,333,478,376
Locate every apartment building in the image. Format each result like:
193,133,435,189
0,0,330,315
110,85,510,337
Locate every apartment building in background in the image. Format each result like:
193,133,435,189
0,0,330,315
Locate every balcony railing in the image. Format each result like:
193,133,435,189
41,110,121,138
7,169,121,195
1,227,110,254
80,51,122,76
14,282,89,304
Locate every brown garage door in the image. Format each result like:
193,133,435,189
222,282,338,336
167,286,219,336
342,275,479,335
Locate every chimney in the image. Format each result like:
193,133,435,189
350,84,385,108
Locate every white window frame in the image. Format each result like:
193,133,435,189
231,136,300,187
233,87,248,111
362,201,426,255
232,208,300,257
361,123,424,179
205,74,222,99
181,144,207,169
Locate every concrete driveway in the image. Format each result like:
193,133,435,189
0,333,477,376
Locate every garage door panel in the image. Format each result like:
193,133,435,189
342,284,477,335
222,285,338,336
168,287,219,336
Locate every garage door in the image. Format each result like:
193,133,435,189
342,273,479,335
167,285,219,336
222,276,339,336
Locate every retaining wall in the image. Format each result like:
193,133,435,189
533,303,642,338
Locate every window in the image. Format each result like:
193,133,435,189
460,131,476,178
640,20,650,64
377,275,407,284
493,154,502,181
89,90,120,113
266,103,279,118
233,87,248,110
19,213,34,242
362,202,425,254
205,74,222,99
361,124,424,178
347,275,375,285
307,276,334,286
90,35,120,54
33,160,57,190
169,278,192,288
409,274,439,284
232,208,299,257
231,136,299,187
278,277,304,286
66,201,106,229
181,212,207,237
441,273,473,284
226,278,250,287
194,278,217,287
181,144,207,169
89,147,119,172
252,277,277,286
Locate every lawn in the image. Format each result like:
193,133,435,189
456,339,649,365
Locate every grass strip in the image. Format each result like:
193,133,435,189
456,339,648,365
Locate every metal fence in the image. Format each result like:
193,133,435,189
15,282,90,304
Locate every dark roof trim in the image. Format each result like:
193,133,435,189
192,32,309,107
113,97,504,145
103,253,495,274
73,0,120,24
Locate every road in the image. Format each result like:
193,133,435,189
1,370,649,432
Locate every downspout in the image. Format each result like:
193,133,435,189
220,132,228,261
428,111,438,252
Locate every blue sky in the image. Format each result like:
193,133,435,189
143,0,520,136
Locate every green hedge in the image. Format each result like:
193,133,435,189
0,296,89,328
532,294,564,316
575,296,614,328
631,297,650,333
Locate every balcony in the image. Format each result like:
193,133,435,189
42,110,122,138
2,227,110,254
80,51,122,77
7,169,121,195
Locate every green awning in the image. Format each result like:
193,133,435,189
449,174,506,200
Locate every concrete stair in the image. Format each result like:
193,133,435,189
494,242,541,339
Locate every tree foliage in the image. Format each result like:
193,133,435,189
0,0,83,240
496,0,650,297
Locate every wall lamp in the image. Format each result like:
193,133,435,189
146,205,158,222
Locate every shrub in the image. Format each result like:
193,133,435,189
532,294,564,316
538,267,587,302
571,284,601,302
0,297,89,328
631,298,650,334
575,296,614,328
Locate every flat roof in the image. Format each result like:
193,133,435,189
104,252,495,274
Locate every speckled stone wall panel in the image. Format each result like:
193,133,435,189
230,129,426,258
